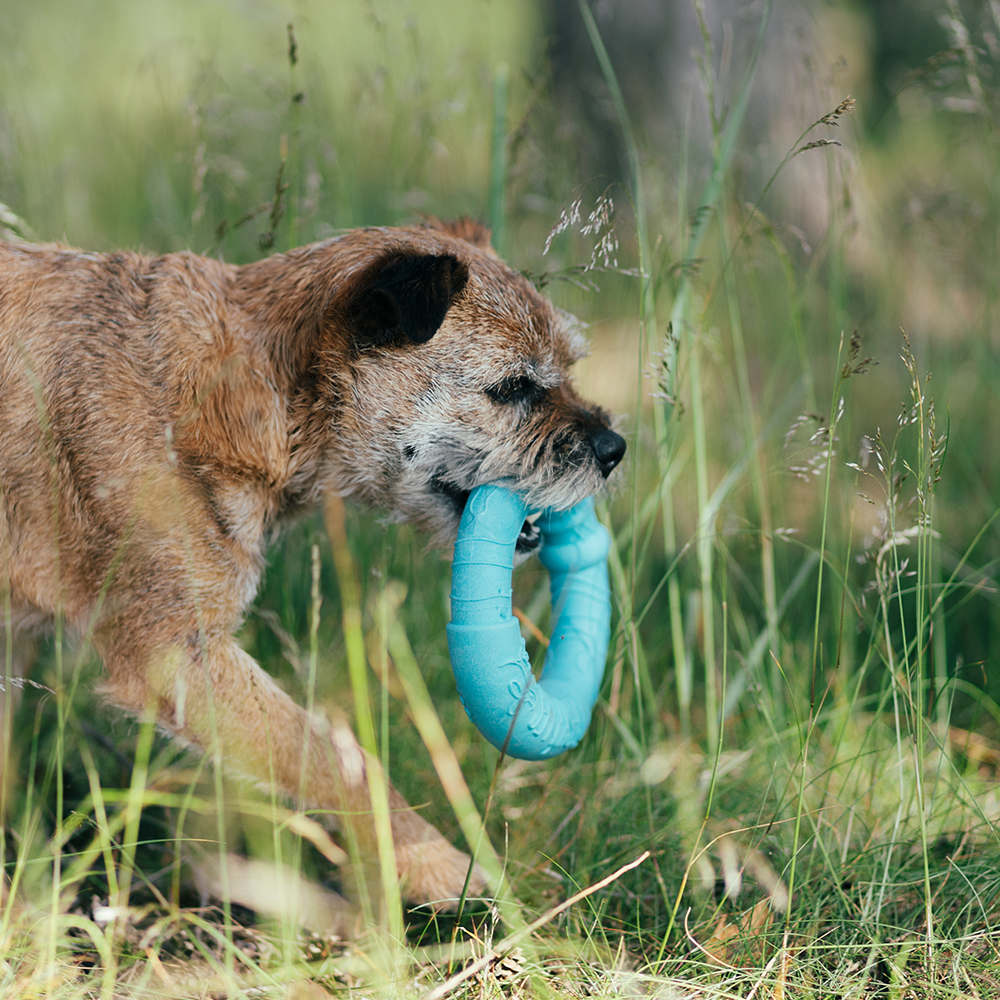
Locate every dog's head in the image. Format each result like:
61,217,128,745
321,220,626,553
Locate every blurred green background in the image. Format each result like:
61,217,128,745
2,0,999,951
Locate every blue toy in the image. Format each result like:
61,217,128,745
446,483,612,761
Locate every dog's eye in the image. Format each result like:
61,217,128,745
485,375,542,405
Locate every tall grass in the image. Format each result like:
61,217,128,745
2,0,1000,996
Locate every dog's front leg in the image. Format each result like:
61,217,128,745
100,635,486,908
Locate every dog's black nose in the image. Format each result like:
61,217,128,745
587,427,626,477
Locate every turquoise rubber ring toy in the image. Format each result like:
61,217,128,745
446,483,612,761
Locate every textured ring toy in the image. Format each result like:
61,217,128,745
446,483,612,761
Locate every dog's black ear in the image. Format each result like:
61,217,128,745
347,252,469,347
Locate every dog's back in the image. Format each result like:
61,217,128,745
0,242,281,636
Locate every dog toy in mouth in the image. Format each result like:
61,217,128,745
446,483,612,761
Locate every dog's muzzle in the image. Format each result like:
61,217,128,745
432,427,623,554
433,476,541,554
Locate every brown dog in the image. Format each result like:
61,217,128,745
0,219,625,908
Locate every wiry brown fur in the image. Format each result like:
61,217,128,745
0,220,624,909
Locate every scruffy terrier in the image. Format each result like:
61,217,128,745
0,218,625,908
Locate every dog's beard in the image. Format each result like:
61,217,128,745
429,474,542,556
391,432,608,555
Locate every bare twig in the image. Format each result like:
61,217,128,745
421,850,651,1000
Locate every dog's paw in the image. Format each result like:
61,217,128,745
395,836,489,910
